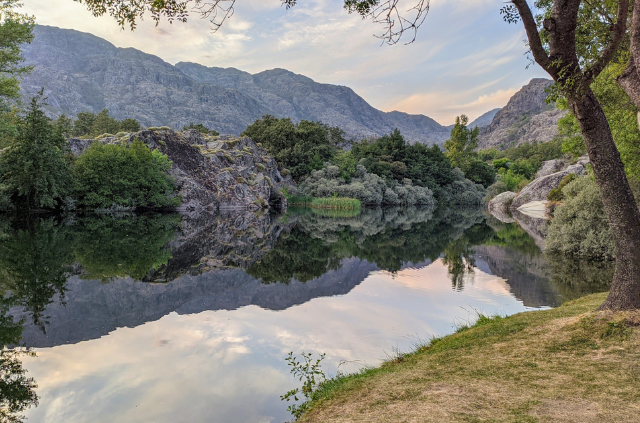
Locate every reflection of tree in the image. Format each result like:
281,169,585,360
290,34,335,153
246,227,342,284
0,218,72,330
547,255,613,299
247,206,489,284
441,223,495,290
483,216,542,257
0,348,38,423
72,214,179,282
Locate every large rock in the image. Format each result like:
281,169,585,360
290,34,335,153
488,191,517,223
68,129,294,212
535,159,565,179
511,164,585,209
478,79,567,149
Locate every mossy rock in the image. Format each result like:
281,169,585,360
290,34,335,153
281,169,291,176
96,133,114,139
223,154,235,163
256,163,267,171
115,132,128,137
265,176,274,188
236,177,248,184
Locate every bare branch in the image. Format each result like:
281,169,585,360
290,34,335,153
192,0,237,32
583,0,629,85
511,0,553,73
345,0,430,45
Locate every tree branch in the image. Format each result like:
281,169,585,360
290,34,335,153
629,0,640,71
511,0,553,74
583,0,629,85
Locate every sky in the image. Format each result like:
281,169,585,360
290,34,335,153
22,0,549,125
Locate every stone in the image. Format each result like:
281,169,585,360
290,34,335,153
511,164,585,209
67,128,295,212
535,159,565,179
488,191,517,223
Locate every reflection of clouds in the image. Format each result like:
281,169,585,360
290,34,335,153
23,0,547,124
24,261,533,423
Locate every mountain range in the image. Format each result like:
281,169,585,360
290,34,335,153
20,25,563,148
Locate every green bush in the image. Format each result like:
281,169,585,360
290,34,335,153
547,173,577,202
298,164,435,207
483,180,510,204
310,197,361,210
72,139,179,209
183,122,219,135
497,168,528,192
546,176,614,260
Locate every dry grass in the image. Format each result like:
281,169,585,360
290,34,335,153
301,293,640,423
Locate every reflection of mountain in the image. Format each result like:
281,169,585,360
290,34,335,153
14,258,378,348
473,245,560,307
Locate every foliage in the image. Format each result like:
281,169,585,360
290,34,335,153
280,352,326,420
547,173,577,202
242,115,345,181
72,214,179,282
437,169,486,206
546,176,615,261
0,96,73,210
349,129,458,193
182,122,218,136
483,180,509,204
444,115,495,188
556,58,640,180
70,109,142,138
72,139,179,209
298,163,435,207
0,1,34,101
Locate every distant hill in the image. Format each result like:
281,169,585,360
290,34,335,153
469,108,500,128
478,79,566,149
21,25,451,145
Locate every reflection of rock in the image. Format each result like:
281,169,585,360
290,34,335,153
13,258,380,348
516,201,548,219
69,129,293,211
511,164,585,209
473,245,558,307
488,192,516,223
144,210,292,283
511,209,548,250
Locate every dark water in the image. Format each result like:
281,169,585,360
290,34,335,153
0,206,612,423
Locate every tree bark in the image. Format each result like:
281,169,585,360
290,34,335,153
569,89,640,310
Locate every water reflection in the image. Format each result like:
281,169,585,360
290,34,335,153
0,206,614,422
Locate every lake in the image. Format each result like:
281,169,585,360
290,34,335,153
0,206,611,423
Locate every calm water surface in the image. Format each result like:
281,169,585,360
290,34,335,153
0,207,611,423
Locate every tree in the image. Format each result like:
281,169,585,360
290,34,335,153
445,116,495,187
76,0,640,309
0,1,34,101
242,115,344,181
0,96,73,210
92,109,120,135
500,0,640,310
120,118,141,132
71,111,96,137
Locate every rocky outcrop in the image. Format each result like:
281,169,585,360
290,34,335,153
469,108,501,128
69,129,293,211
535,159,566,178
511,164,586,210
23,25,450,145
478,79,567,149
488,191,517,223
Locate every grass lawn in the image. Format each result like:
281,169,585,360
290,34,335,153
301,293,640,422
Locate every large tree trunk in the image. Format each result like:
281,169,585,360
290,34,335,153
570,89,640,311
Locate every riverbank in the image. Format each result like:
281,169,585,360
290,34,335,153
301,292,640,422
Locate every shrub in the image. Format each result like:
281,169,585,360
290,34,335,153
72,139,179,209
298,164,435,207
483,180,509,204
183,122,219,136
547,173,577,202
438,169,485,205
546,176,615,260
497,168,529,191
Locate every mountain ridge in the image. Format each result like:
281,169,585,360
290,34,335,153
21,25,450,144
